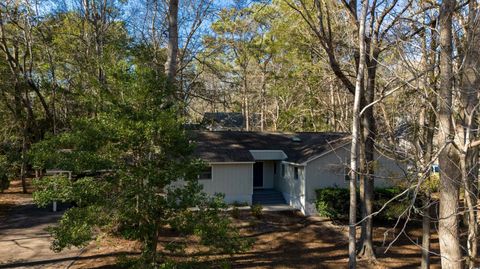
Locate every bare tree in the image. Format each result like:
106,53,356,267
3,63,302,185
456,1,480,267
438,0,462,267
419,8,438,269
348,0,368,267
284,0,413,259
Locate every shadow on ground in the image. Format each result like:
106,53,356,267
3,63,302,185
1,180,442,269
0,252,139,269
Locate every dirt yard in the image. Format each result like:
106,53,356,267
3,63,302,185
1,180,441,268
159,211,441,269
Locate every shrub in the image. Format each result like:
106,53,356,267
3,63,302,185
373,187,410,221
230,201,248,207
0,174,8,192
251,204,263,218
0,155,9,192
315,188,351,219
230,206,240,219
315,187,410,221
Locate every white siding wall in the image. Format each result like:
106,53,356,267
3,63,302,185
304,145,405,215
199,163,253,204
274,163,306,213
373,153,406,188
305,147,350,202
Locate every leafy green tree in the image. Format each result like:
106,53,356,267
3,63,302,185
30,59,250,266
196,2,346,132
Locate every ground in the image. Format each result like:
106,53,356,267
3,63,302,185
0,180,441,268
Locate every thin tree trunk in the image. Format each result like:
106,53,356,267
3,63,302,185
420,12,437,268
329,84,337,131
421,196,431,269
244,75,249,131
462,156,478,268
165,0,179,83
261,70,266,131
349,0,368,267
438,0,462,267
20,128,27,194
357,49,378,260
144,222,159,265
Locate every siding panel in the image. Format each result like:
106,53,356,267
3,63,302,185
199,163,253,204
275,164,306,213
305,146,406,213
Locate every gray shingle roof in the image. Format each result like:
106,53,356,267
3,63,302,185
202,112,244,129
191,131,350,164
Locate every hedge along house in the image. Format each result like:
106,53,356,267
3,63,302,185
191,131,405,215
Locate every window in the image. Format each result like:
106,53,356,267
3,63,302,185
273,163,277,175
294,167,299,180
198,166,212,180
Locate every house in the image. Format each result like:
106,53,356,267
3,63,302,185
202,112,245,131
201,112,261,131
190,131,406,215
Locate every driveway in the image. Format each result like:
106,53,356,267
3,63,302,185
0,194,82,269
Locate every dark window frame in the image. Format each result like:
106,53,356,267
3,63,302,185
198,166,212,180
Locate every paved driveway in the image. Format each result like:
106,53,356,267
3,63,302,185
0,202,82,269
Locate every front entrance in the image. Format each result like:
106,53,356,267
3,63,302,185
253,162,263,188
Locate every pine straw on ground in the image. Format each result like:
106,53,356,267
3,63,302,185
1,180,442,268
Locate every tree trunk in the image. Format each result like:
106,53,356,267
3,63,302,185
357,47,378,260
421,197,431,269
460,1,480,266
144,222,159,265
349,0,368,267
20,128,28,194
261,69,266,131
244,75,250,131
462,156,478,268
165,0,179,82
438,0,462,267
420,13,437,268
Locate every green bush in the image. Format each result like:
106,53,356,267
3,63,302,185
251,204,263,218
373,187,410,221
0,154,11,192
230,206,240,219
315,187,410,221
0,175,8,192
315,188,351,219
230,201,248,207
